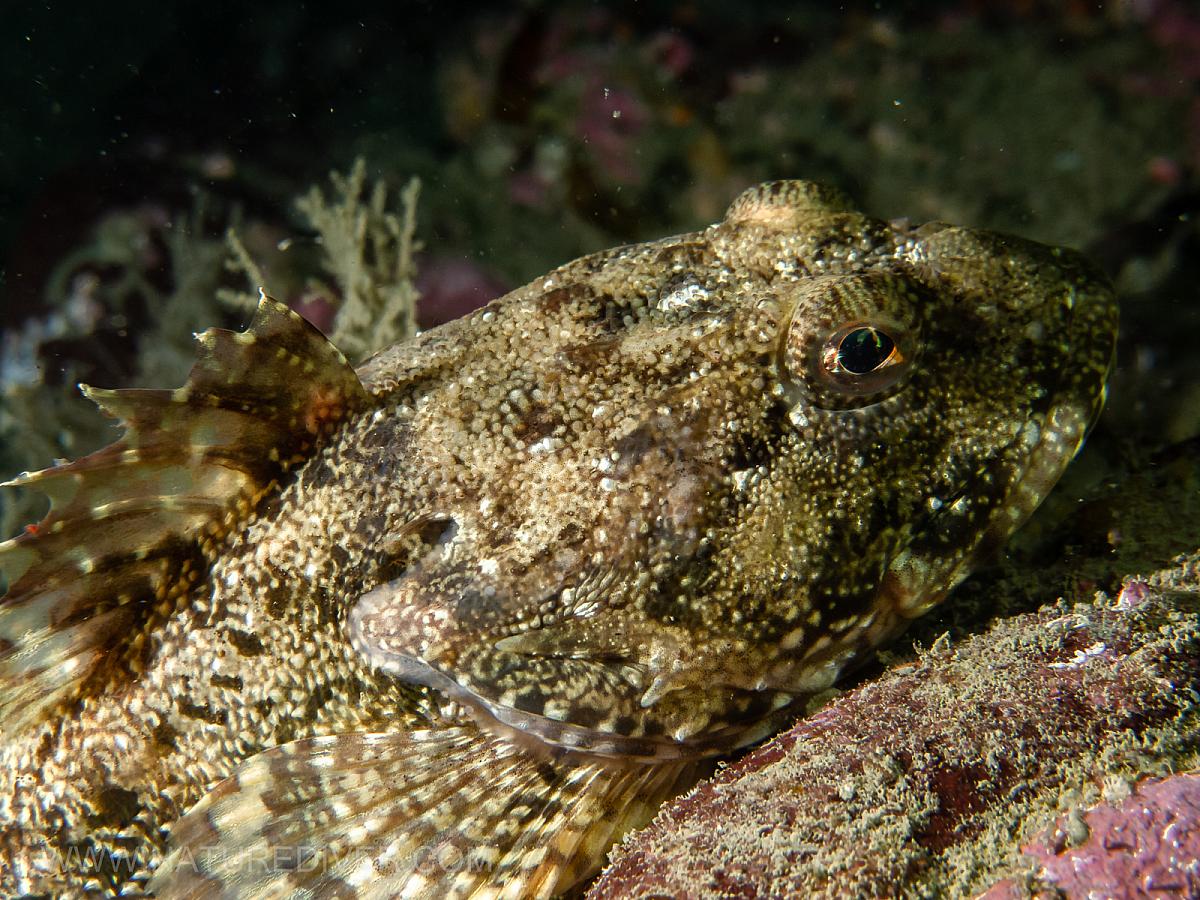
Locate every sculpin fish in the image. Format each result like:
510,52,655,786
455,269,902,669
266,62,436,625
0,181,1117,898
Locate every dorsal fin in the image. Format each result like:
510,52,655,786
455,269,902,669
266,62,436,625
0,295,367,737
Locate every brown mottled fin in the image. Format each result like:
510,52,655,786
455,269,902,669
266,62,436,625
150,723,703,899
0,295,366,737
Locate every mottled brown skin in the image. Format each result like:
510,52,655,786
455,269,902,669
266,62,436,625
0,181,1116,898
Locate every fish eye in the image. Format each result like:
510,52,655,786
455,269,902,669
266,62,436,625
812,320,912,400
777,273,922,409
825,325,902,376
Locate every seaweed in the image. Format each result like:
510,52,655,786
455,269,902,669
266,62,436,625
293,159,421,361
1,161,425,540
0,201,231,541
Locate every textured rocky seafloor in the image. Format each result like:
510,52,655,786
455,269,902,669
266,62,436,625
979,771,1200,899
589,571,1200,898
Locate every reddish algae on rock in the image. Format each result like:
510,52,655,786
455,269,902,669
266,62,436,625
980,772,1200,899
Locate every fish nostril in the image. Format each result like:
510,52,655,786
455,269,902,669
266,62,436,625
419,517,458,547
375,515,459,583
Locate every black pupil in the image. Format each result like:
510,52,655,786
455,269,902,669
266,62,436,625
837,327,895,374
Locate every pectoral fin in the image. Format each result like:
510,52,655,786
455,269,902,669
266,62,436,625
149,722,704,899
0,296,367,737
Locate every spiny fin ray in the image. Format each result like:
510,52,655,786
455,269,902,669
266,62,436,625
0,296,367,738
150,724,703,899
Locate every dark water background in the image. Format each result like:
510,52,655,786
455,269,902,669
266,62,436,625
1,0,1198,605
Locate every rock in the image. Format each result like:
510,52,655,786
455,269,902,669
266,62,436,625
979,771,1200,898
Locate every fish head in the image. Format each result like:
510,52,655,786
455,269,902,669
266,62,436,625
347,180,1118,757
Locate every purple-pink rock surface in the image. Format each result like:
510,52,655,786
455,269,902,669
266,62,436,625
987,772,1200,898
